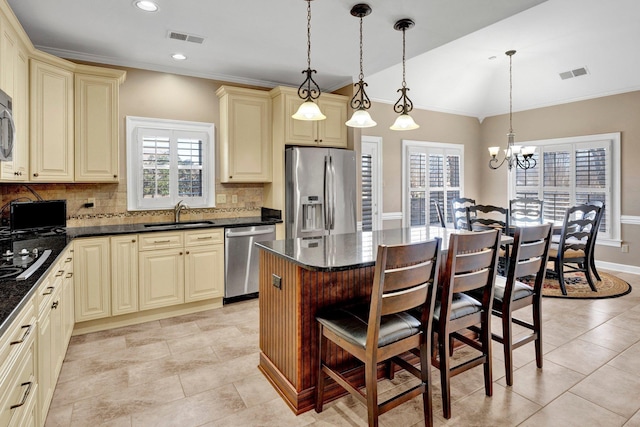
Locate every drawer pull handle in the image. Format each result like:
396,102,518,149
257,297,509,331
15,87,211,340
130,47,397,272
52,301,59,309
196,236,213,240
153,240,171,243
65,272,73,278
42,286,55,296
10,324,32,345
55,270,64,277
65,257,72,262
10,381,32,409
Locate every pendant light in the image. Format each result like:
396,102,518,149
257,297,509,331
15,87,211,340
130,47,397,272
488,50,536,170
390,19,419,131
345,3,376,128
292,0,326,121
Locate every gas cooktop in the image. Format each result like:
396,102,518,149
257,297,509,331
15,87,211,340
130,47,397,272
0,229,67,282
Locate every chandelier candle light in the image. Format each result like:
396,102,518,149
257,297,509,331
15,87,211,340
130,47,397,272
488,50,536,170
390,18,419,131
292,0,326,121
345,3,376,128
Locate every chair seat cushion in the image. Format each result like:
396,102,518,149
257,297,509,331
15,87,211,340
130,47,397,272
316,304,421,349
548,243,585,259
493,275,534,303
433,293,482,322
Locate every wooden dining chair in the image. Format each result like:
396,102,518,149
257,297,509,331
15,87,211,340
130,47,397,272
489,223,552,386
509,198,543,226
431,229,501,419
586,201,605,281
450,197,475,230
466,204,510,233
315,238,441,427
548,204,601,295
432,200,446,228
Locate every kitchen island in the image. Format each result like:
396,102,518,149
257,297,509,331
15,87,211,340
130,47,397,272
255,226,467,414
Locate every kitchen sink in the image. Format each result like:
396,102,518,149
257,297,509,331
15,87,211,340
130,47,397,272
143,220,216,229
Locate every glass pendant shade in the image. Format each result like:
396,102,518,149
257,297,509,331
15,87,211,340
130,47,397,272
346,109,376,128
292,101,326,121
390,113,419,131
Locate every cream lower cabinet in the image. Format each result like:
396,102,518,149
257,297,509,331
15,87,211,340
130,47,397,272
184,229,224,302
74,237,110,322
138,232,185,311
111,235,139,315
0,298,37,427
36,243,74,427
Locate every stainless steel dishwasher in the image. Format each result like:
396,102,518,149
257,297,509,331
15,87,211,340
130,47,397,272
224,224,276,303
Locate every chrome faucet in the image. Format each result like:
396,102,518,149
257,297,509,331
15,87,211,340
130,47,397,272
174,200,188,223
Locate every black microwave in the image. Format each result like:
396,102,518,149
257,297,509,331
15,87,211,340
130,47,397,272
10,200,67,232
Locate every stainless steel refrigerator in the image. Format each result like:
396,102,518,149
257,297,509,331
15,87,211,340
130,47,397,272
285,146,357,239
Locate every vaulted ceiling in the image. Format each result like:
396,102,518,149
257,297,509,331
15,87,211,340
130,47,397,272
8,0,640,119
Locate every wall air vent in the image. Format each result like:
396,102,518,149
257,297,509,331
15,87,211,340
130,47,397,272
168,31,205,44
559,67,589,80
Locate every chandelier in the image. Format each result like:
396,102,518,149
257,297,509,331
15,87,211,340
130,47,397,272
345,3,376,128
292,0,326,121
390,19,419,131
488,50,536,170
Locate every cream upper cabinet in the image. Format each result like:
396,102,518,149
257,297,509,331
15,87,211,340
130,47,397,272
74,237,111,322
184,228,224,302
75,69,125,182
0,19,29,181
111,234,139,316
29,57,75,182
270,86,348,148
216,86,272,183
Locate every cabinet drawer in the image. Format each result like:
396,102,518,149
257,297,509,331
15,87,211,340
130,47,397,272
138,232,183,251
0,330,35,427
36,276,56,316
184,229,223,246
0,300,35,381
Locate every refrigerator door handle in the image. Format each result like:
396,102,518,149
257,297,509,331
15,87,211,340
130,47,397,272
324,155,331,231
330,156,336,230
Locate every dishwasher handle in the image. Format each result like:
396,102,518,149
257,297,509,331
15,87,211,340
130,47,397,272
225,228,275,238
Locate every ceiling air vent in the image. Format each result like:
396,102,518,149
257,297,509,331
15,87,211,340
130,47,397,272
559,67,589,80
168,31,205,44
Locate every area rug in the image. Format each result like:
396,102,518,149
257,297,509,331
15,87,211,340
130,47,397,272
521,271,632,299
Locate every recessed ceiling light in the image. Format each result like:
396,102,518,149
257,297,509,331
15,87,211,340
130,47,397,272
134,1,158,12
171,53,187,60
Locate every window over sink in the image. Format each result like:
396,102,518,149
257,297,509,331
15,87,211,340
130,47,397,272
126,116,215,210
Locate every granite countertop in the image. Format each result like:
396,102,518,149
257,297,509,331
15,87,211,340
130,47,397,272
256,226,473,272
66,216,282,239
1,214,282,338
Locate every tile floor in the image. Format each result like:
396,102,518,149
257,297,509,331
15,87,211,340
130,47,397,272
45,271,640,427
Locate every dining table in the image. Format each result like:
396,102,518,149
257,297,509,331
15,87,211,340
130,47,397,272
255,226,512,414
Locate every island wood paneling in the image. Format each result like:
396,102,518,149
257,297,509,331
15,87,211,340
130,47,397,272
258,250,378,414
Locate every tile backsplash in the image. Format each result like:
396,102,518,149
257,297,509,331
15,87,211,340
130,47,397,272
1,182,264,227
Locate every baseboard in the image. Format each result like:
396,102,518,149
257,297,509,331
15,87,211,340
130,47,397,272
596,260,640,276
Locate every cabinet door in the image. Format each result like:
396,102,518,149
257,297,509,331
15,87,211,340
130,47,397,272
30,58,74,182
284,94,316,145
139,248,184,310
218,88,272,183
74,237,111,322
62,264,75,345
185,244,224,302
36,294,53,426
75,73,119,182
50,277,64,378
0,24,28,181
111,235,139,315
318,98,348,148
